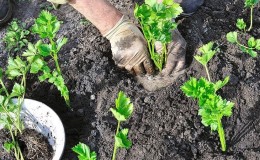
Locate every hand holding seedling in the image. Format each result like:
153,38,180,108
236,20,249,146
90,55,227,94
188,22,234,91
134,0,183,72
104,15,155,75
181,42,234,152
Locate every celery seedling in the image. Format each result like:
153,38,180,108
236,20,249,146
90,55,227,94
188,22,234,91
227,31,260,58
0,56,34,160
3,19,30,52
25,10,70,106
72,142,97,160
226,0,260,57
244,0,259,31
181,42,234,151
134,0,183,71
110,91,133,160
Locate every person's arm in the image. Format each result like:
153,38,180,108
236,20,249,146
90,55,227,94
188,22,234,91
69,0,122,35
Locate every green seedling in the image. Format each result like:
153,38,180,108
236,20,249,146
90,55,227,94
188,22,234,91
181,42,234,151
0,11,70,159
26,10,70,106
226,0,260,58
227,30,260,58
110,91,133,160
3,19,30,52
72,142,97,160
134,0,183,71
0,56,33,160
244,0,259,31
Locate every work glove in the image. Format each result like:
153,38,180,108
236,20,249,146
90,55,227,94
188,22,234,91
104,15,154,75
136,29,187,91
47,0,68,4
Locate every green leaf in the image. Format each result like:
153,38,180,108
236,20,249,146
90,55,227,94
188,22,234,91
10,83,25,97
145,0,157,7
247,49,258,57
248,37,256,48
30,58,45,74
72,142,97,160
32,10,61,39
163,0,174,5
6,57,27,79
236,18,246,31
56,37,68,52
195,42,217,66
3,142,15,153
110,91,134,122
226,32,238,44
244,0,259,8
115,128,132,149
255,39,260,50
214,76,230,91
38,43,51,57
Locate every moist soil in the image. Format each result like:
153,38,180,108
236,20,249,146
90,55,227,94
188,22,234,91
0,128,53,160
0,0,260,159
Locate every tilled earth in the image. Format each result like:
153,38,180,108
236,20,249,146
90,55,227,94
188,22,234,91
0,0,259,159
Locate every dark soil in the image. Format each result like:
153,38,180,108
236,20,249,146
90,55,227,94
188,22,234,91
0,0,260,160
0,128,53,160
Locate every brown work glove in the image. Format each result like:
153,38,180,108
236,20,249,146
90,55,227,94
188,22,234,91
104,15,154,75
136,29,187,91
156,29,186,76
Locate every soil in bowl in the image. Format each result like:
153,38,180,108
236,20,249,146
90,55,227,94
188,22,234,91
0,128,53,160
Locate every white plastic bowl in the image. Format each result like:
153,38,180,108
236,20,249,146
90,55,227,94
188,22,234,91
0,99,65,160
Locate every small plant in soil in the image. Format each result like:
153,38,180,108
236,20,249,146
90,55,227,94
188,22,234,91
181,42,234,152
27,10,70,106
0,55,34,159
134,0,183,71
227,18,260,58
244,0,259,31
3,19,30,53
0,10,68,160
110,91,133,160
226,0,260,58
72,142,97,160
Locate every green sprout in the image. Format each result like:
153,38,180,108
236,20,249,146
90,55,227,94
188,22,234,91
244,0,259,31
226,0,259,58
72,142,97,160
3,19,30,52
134,0,183,71
0,56,34,160
27,10,70,106
110,91,133,160
181,42,234,151
227,31,260,58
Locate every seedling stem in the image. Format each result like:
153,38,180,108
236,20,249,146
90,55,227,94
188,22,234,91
204,65,211,82
218,118,226,151
112,121,121,160
248,7,253,31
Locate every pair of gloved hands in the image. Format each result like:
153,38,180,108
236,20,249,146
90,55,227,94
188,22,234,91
48,0,187,90
104,15,186,77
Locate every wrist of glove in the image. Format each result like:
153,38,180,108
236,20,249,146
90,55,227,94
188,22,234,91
47,0,68,4
104,15,154,75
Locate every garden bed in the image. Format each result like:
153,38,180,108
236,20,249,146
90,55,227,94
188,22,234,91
0,0,259,159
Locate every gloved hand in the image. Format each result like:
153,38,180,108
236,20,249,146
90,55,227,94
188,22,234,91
47,0,68,4
155,29,186,76
136,29,187,91
104,15,154,75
